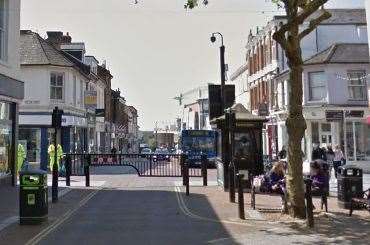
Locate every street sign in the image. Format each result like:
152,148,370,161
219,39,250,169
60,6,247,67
208,84,235,120
84,91,97,110
325,110,343,122
345,110,364,118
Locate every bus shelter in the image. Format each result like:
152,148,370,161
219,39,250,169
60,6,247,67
211,103,267,190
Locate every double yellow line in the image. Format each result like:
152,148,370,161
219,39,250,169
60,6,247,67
25,189,100,245
174,186,252,226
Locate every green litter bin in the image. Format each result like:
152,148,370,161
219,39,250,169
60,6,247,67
19,169,48,225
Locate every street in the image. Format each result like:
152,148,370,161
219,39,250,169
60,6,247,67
1,167,369,245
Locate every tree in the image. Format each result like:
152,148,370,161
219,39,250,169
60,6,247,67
186,0,331,218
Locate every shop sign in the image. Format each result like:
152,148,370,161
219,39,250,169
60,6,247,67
345,110,364,118
325,110,343,122
84,91,97,109
258,103,269,117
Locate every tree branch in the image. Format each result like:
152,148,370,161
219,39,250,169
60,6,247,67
296,0,330,24
298,10,331,39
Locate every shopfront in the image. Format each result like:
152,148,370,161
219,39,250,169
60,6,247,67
0,102,14,180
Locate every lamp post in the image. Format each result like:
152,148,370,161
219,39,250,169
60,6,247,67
210,32,226,112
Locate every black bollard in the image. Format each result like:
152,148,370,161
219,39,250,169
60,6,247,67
65,155,71,186
185,163,190,196
237,173,245,219
201,154,208,186
305,178,314,228
85,155,90,187
229,161,235,203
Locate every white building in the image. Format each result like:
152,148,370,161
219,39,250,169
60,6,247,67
0,0,23,185
176,85,211,131
19,31,90,169
230,64,249,109
245,9,370,171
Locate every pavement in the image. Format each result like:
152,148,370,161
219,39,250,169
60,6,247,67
0,167,369,245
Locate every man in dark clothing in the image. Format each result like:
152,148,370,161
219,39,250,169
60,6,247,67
312,144,326,161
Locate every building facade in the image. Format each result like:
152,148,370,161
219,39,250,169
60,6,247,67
245,9,370,171
0,0,24,185
19,31,90,170
176,85,211,131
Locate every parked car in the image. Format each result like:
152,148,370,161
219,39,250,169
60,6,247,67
140,148,152,158
153,148,170,162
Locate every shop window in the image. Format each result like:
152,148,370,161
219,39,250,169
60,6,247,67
50,73,64,100
0,102,11,175
19,128,41,163
308,71,326,101
347,71,367,101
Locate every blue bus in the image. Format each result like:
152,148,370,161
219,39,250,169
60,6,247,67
180,130,217,166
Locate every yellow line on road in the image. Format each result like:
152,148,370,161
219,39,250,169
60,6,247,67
174,186,253,226
25,189,100,245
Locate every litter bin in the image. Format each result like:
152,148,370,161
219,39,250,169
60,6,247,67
337,165,363,209
19,169,48,225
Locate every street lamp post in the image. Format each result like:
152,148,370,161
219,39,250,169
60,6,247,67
211,32,226,112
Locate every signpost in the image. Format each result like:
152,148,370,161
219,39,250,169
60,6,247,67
51,107,63,203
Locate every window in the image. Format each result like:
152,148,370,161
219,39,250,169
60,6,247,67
0,0,7,61
308,72,326,101
50,73,64,100
347,71,367,100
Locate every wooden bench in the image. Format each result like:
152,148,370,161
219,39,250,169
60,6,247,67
349,188,370,216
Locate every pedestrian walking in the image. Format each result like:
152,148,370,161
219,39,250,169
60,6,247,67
17,143,26,174
333,145,344,178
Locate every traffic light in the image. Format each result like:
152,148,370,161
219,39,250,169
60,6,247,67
52,107,64,128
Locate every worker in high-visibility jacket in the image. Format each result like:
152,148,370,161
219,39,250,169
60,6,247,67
48,144,63,171
17,144,26,173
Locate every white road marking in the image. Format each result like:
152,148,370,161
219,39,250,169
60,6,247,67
25,189,100,245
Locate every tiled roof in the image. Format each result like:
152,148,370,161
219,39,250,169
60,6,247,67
304,43,369,65
20,30,74,67
316,9,366,25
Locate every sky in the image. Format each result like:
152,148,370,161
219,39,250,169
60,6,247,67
20,0,365,130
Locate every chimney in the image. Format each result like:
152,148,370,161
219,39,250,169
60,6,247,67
61,32,72,44
46,31,63,49
102,60,107,68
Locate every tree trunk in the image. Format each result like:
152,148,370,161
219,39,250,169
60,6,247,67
285,25,307,219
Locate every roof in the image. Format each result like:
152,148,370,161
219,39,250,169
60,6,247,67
20,30,74,67
304,43,369,65
212,103,267,122
311,9,366,25
20,30,91,78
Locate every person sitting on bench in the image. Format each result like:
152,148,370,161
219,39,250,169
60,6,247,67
268,161,286,194
310,161,326,195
